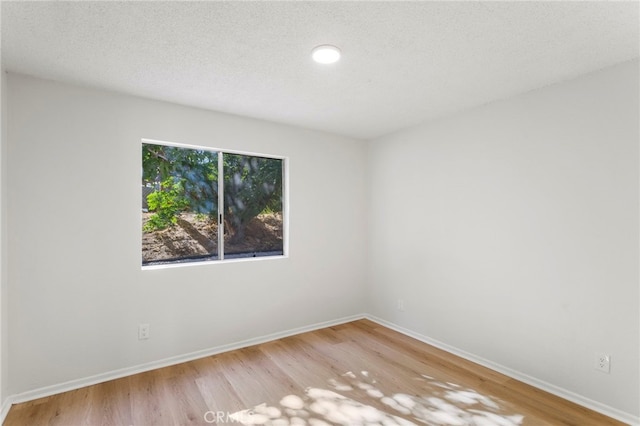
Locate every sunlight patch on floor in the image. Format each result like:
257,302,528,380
229,371,524,425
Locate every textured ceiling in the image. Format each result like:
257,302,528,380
2,1,639,140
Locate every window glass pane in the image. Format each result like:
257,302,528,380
223,153,284,258
142,144,219,265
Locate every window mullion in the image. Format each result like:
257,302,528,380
218,152,225,260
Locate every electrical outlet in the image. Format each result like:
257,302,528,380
397,299,405,312
595,353,610,373
138,324,150,340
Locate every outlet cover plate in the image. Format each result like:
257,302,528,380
138,324,150,340
595,353,610,373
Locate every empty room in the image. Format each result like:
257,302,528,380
0,1,638,425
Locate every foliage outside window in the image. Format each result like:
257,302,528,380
142,142,285,266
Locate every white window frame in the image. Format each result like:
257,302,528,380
141,138,289,269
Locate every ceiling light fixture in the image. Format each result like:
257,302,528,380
312,45,341,64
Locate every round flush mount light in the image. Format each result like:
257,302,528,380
312,45,341,64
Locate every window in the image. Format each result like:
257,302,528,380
142,141,285,266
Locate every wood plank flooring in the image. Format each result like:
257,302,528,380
4,320,625,425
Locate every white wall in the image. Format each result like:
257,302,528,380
1,68,7,411
6,73,367,395
367,60,639,418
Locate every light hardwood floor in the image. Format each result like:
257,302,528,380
4,320,625,425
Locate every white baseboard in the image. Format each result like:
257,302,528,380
0,396,14,425
364,314,639,426
7,313,366,407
